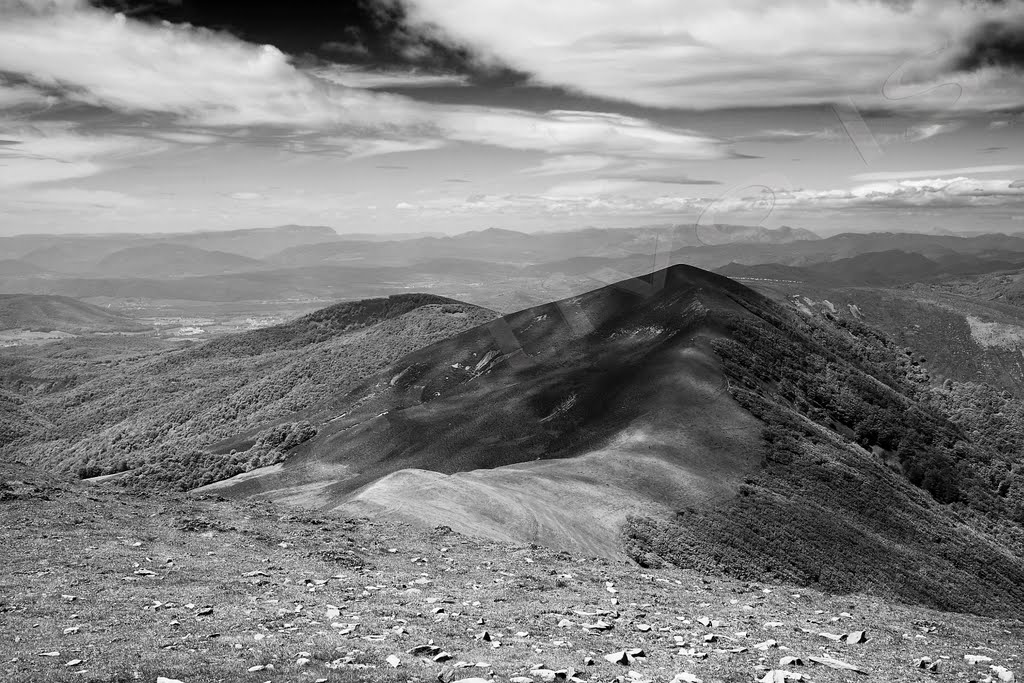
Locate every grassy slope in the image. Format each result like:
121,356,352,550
0,295,497,484
199,266,1024,618
746,281,1024,394
0,295,147,333
2,464,1022,683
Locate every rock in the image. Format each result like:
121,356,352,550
195,606,213,616
818,632,843,641
760,672,805,683
671,673,702,683
967,655,995,665
808,656,867,675
582,620,613,632
434,652,453,663
843,630,868,644
65,660,83,667
409,644,443,657
62,626,80,635
915,657,940,673
247,665,266,672
991,666,1016,682
156,678,184,683
452,679,490,683
779,656,803,667
635,624,652,632
583,656,596,666
476,631,492,641
753,640,778,651
557,619,573,628
510,678,534,683
529,670,559,682
37,652,60,657
604,648,645,665
386,655,401,668
331,623,357,635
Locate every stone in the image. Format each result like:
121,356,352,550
760,672,805,683
671,673,702,683
156,678,184,683
779,656,803,667
843,630,868,644
582,620,613,632
966,655,995,665
808,656,867,674
991,666,1016,682
604,648,645,665
386,654,402,668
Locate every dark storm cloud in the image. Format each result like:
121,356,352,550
89,0,526,84
952,18,1024,72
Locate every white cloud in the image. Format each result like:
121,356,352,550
0,0,424,129
852,165,1024,182
0,122,166,187
520,154,618,176
439,109,727,160
0,82,53,109
21,187,143,208
393,174,1024,220
733,177,1024,212
0,0,734,165
310,65,470,89
398,0,1024,110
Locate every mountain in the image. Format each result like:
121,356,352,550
1,294,497,485
0,294,147,333
0,259,45,277
266,224,819,269
198,265,1024,616
95,244,266,277
0,224,340,273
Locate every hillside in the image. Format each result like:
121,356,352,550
0,294,148,333
199,265,1024,617
95,244,265,278
0,294,497,487
3,462,1021,683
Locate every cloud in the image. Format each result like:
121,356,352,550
520,154,618,176
0,0,734,165
0,82,53,109
0,121,166,187
852,164,1024,182
440,109,727,160
733,128,844,144
393,174,1024,220
310,65,470,89
19,187,143,208
0,0,425,129
727,177,1024,212
950,17,1024,73
395,0,1024,110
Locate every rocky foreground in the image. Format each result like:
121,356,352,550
1,465,1022,683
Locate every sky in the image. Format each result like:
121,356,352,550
1,0,1023,237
